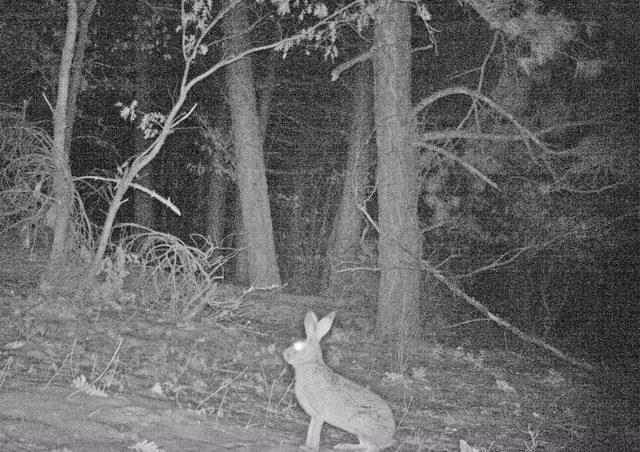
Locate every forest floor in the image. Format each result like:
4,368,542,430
0,252,638,451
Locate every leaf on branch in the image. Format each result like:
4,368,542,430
139,112,167,140
271,0,291,16
314,3,328,19
116,100,138,122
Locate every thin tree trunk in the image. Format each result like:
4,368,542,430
232,52,277,282
65,0,96,151
197,114,231,246
223,0,281,287
372,0,422,341
325,59,374,292
41,0,97,291
132,2,155,229
40,0,79,291
134,164,155,228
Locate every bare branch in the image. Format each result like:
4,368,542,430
552,182,623,195
420,130,521,142
331,48,373,81
477,31,499,92
76,175,181,215
462,242,539,277
420,142,499,190
428,265,594,372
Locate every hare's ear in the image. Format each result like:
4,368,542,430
315,311,336,340
304,311,319,338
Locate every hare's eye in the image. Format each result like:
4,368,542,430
293,341,306,351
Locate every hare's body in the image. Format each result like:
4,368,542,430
283,311,396,451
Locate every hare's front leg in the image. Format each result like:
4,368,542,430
304,416,324,449
334,437,379,451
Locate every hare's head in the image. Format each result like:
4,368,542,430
283,311,336,365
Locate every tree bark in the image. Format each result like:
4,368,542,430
65,0,96,151
40,0,79,291
325,59,375,292
372,0,422,340
223,0,281,287
232,52,277,283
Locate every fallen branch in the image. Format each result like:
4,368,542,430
425,264,595,372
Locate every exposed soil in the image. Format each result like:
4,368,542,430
0,254,638,451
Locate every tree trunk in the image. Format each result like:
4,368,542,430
132,2,155,230
223,1,281,287
233,52,277,283
40,0,79,291
372,0,422,341
232,191,251,284
65,0,96,153
196,114,231,246
325,59,375,292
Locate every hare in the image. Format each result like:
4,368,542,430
283,311,396,451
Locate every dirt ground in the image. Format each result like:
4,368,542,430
0,257,638,451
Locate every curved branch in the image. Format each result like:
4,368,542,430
331,48,373,81
414,87,549,153
413,86,556,179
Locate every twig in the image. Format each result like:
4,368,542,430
275,376,295,412
41,92,54,114
477,31,499,93
43,338,77,391
196,368,247,409
67,337,124,399
447,318,491,328
461,242,539,277
182,282,219,321
171,342,199,388
0,356,14,390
